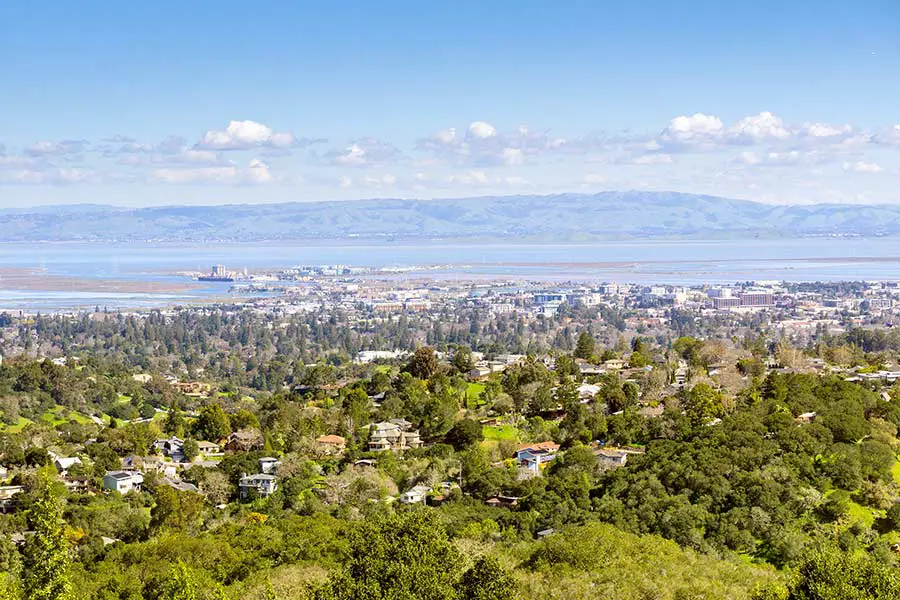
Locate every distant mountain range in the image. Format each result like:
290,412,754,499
0,192,896,242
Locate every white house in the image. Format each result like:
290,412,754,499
239,473,278,499
259,457,282,474
399,484,431,504
103,470,144,494
53,456,82,476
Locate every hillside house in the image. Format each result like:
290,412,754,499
515,441,560,474
595,448,629,469
196,441,221,455
399,484,431,504
368,421,423,452
0,486,23,514
259,457,282,474
103,471,144,494
239,473,278,499
153,436,185,461
315,434,347,454
53,456,82,477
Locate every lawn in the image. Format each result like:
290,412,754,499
846,499,878,529
0,416,33,433
483,424,519,442
466,382,486,400
892,459,900,486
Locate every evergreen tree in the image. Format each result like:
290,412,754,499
574,331,595,360
22,469,72,600
460,556,517,600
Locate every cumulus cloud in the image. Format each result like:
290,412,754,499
197,120,298,150
416,122,567,167
728,112,790,143
804,122,852,138
662,113,724,143
468,121,497,139
843,160,883,174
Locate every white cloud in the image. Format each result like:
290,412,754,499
152,166,239,184
435,128,456,143
198,120,296,150
151,159,276,185
843,160,883,174
502,147,524,165
246,159,273,183
728,112,790,142
583,174,607,184
0,167,98,185
327,138,401,167
338,175,353,188
333,144,367,166
663,113,724,142
468,121,497,139
804,122,852,138
24,140,87,157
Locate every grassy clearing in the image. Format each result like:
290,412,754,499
466,382,485,401
892,460,900,486
846,499,878,529
483,424,519,442
0,416,33,433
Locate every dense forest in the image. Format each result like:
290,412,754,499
1,308,900,598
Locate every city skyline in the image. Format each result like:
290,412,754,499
1,0,898,207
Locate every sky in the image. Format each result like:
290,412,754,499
0,0,898,207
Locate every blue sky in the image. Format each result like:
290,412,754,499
1,0,898,206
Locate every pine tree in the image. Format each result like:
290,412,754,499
22,469,72,600
574,331,595,360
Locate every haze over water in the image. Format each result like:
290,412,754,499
0,236,896,311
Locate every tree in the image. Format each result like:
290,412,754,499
407,347,439,380
682,383,725,425
753,547,900,599
574,332,595,360
164,402,186,437
192,404,231,442
451,345,474,374
25,447,51,467
460,556,517,600
446,419,484,451
22,469,72,600
182,438,199,462
161,561,198,600
315,511,463,600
